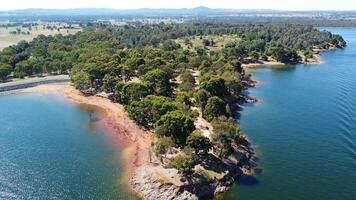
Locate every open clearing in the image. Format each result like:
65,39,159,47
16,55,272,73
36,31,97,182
175,34,241,51
0,22,80,50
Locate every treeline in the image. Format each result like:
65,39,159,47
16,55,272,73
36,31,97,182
112,23,345,63
0,23,346,81
0,30,116,80
112,23,346,49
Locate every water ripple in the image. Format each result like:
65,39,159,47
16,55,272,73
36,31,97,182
334,66,356,170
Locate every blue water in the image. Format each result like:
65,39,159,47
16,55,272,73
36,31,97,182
224,28,356,199
0,94,135,199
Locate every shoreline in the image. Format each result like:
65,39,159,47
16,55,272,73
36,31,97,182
242,53,324,69
21,83,154,192
16,83,258,200
5,49,326,198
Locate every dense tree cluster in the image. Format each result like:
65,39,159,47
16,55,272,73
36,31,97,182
0,23,345,81
0,22,346,174
113,23,345,50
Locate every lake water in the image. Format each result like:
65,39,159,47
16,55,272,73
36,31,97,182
224,28,356,199
0,94,136,199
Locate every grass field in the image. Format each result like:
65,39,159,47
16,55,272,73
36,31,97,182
0,23,80,50
175,34,241,51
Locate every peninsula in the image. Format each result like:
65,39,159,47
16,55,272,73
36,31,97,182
0,21,346,199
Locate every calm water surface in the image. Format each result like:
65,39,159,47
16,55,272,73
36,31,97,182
0,94,136,199
224,28,356,199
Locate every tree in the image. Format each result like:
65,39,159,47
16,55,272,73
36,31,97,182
170,154,196,174
203,96,228,122
195,89,211,109
225,79,242,95
196,47,207,57
266,43,300,64
155,110,195,145
154,137,174,158
121,64,134,82
186,131,212,154
200,77,227,98
331,34,346,47
14,60,32,78
0,63,12,81
72,71,91,91
211,117,246,157
103,74,120,93
126,95,177,127
118,82,151,105
162,40,180,51
142,69,172,96
179,70,195,93
202,39,211,47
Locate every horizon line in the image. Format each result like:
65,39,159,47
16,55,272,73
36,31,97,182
1,6,356,12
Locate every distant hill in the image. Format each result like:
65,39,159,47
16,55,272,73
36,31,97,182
2,7,355,17
1,7,356,27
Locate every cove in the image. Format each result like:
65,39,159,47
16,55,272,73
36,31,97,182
224,28,356,200
0,93,136,199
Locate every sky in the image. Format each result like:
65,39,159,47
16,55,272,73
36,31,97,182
0,0,355,11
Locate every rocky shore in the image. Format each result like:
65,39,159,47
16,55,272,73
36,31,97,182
130,75,259,200
131,141,257,200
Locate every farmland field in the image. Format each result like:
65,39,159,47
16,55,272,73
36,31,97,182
0,22,80,50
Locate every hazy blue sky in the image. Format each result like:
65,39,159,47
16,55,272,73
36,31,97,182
1,0,355,11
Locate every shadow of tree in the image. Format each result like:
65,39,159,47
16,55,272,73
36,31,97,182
237,174,259,186
196,153,230,173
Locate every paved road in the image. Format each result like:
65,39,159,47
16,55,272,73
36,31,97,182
0,75,70,92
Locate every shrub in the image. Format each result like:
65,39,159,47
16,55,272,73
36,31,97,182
203,96,228,121
154,137,174,157
187,131,212,154
211,117,243,157
194,89,211,109
170,154,196,174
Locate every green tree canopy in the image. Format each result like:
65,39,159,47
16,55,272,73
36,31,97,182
155,110,195,145
186,131,212,154
211,117,246,157
127,95,177,127
200,77,227,98
154,136,174,157
72,71,91,91
0,63,12,81
195,89,211,109
170,154,196,174
179,69,196,93
203,96,229,122
116,82,152,105
142,69,172,96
